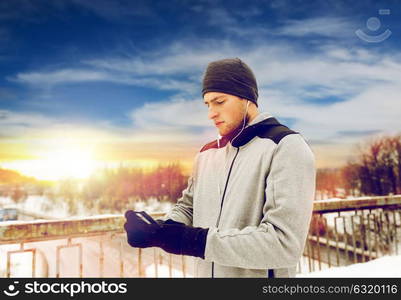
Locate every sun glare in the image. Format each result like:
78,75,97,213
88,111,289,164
2,146,98,181
42,148,96,180
1,140,192,181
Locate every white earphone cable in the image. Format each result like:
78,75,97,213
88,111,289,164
231,100,250,143
217,100,250,195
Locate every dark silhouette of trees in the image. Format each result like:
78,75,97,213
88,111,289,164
315,134,401,198
340,162,360,197
0,168,34,203
0,168,35,184
316,168,342,199
346,135,401,196
144,164,187,202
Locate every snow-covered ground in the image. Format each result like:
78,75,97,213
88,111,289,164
0,196,173,219
297,255,401,277
0,196,70,218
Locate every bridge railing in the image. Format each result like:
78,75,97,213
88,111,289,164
0,213,190,277
1,195,401,277
302,195,401,274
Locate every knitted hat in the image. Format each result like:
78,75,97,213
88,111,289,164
202,58,258,106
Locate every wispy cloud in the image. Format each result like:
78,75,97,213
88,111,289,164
15,30,401,95
83,40,233,75
9,68,198,93
259,83,401,142
131,97,208,129
4,5,401,170
11,69,108,85
10,34,401,143
275,17,355,38
0,108,202,161
0,109,54,133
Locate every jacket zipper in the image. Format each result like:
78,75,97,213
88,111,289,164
212,147,240,278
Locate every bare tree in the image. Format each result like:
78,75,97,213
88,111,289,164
341,135,401,196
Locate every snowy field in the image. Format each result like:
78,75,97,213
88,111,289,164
0,196,173,219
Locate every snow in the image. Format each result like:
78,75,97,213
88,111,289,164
297,255,401,277
145,264,186,278
0,196,69,219
0,196,173,220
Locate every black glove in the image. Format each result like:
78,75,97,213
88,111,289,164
124,210,208,259
155,218,185,226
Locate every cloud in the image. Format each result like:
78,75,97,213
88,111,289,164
131,97,208,129
0,108,204,164
124,79,401,149
10,35,401,144
84,35,401,99
0,109,54,133
275,17,355,38
337,130,382,137
10,39,239,93
83,40,233,75
244,45,401,89
258,83,401,143
7,10,401,160
11,69,108,85
16,14,399,94
9,68,198,93
4,2,401,170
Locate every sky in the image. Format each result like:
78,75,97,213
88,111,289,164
1,0,401,179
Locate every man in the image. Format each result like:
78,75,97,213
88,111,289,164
124,58,316,278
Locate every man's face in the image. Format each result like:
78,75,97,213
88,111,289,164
204,92,247,136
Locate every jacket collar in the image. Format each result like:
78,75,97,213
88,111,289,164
218,112,280,148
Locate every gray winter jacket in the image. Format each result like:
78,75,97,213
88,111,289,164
165,112,316,277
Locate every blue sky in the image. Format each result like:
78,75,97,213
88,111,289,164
1,0,401,176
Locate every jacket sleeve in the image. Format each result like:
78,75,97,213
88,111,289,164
204,134,316,269
164,153,199,226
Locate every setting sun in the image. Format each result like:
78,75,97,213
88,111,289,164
40,148,97,180
2,146,98,181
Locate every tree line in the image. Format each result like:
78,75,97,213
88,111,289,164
0,163,188,214
51,163,188,214
2,134,401,213
316,134,401,198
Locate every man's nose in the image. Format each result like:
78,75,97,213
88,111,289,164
208,107,218,120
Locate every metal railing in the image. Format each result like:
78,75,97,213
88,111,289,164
301,195,401,274
0,213,190,277
1,195,401,277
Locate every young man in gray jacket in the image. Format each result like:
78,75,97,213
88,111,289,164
124,58,316,278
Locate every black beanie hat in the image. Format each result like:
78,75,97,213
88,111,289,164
202,58,258,106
